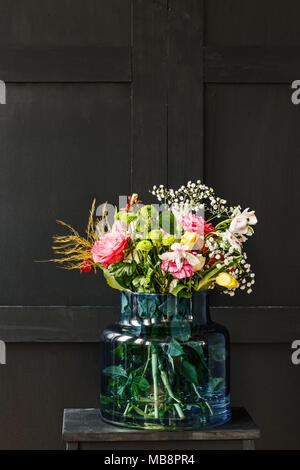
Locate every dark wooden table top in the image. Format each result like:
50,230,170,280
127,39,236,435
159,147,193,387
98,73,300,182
62,407,260,443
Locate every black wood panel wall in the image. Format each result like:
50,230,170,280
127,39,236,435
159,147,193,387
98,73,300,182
0,0,299,449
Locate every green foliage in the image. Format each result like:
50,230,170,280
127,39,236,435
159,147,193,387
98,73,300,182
136,217,152,234
102,310,226,421
108,262,137,289
132,275,144,288
148,229,162,246
209,344,226,362
118,211,137,224
187,342,204,358
102,338,225,421
133,376,150,392
102,267,128,291
100,394,115,405
209,377,224,392
159,210,177,235
171,283,192,298
112,344,124,359
171,316,191,341
140,205,158,219
167,338,184,357
102,365,127,378
179,359,198,385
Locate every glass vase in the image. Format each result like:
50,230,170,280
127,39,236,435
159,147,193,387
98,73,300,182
100,291,231,430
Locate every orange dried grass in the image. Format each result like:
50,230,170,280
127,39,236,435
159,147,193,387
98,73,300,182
50,199,98,271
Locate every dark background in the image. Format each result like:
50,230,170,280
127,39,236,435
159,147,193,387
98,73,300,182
0,0,299,449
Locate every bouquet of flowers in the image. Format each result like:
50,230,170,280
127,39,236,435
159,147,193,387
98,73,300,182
51,180,257,298
51,181,257,429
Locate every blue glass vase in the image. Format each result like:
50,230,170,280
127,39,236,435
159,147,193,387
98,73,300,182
100,291,231,430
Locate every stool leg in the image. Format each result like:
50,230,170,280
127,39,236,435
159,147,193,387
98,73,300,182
242,439,255,450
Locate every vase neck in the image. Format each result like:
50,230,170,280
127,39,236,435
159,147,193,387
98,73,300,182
120,291,210,326
191,292,211,325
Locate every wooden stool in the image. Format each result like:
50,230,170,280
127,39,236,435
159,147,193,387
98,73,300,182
62,406,260,450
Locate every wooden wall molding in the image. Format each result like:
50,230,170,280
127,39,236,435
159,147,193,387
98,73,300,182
0,47,131,82
205,46,300,83
0,305,298,343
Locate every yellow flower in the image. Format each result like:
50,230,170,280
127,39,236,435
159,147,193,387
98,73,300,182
215,272,239,289
181,231,199,250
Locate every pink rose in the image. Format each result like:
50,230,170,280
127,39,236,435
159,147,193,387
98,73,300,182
180,214,215,236
91,232,129,268
161,259,195,279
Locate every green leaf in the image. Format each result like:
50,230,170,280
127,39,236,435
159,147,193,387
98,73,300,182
179,360,198,385
116,373,132,395
132,405,149,417
112,344,124,359
178,290,192,298
171,283,192,298
167,338,184,357
132,275,144,288
188,342,204,358
171,283,186,296
168,354,175,373
158,296,176,317
102,267,127,291
108,262,137,289
145,267,154,284
171,316,191,342
209,377,224,392
210,344,226,362
136,295,158,318
117,383,127,395
159,211,177,235
133,376,150,392
100,394,115,405
102,365,127,378
109,262,137,278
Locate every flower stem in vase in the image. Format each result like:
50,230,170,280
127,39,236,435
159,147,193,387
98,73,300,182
160,370,180,403
142,345,151,378
160,370,185,419
192,383,213,416
123,402,132,417
174,403,185,419
151,347,159,419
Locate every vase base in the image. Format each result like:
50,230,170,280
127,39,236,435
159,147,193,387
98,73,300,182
100,405,232,431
